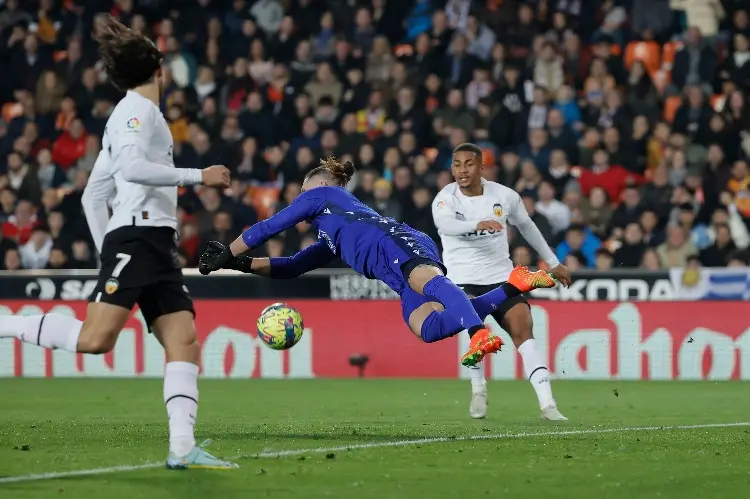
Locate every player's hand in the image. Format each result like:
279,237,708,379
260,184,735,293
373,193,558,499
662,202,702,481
476,220,504,232
198,241,230,275
201,165,231,188
550,264,572,287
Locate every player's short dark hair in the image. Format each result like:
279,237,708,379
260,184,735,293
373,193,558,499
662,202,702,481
452,143,482,160
94,15,163,90
306,155,356,187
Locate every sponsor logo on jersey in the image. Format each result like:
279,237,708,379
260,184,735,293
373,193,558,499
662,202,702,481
105,278,119,295
318,230,336,254
492,203,503,217
455,212,466,221
126,117,141,132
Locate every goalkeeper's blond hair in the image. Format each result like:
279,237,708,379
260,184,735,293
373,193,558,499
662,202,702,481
305,155,355,187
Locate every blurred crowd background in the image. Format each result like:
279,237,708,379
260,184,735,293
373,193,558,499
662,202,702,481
1,0,749,272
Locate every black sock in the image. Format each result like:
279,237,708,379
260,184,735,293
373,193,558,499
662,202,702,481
502,282,522,299
468,325,484,337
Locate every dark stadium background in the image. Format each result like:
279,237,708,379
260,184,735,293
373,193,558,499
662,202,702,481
1,2,750,497
0,0,748,273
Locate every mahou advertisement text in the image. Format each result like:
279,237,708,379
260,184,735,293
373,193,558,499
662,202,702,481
0,300,748,380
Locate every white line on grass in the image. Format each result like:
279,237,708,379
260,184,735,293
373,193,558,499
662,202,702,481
1,422,748,485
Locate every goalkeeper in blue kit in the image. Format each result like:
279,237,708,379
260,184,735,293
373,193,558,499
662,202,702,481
199,157,558,365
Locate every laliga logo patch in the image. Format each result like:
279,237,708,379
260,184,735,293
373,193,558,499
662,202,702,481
492,203,503,217
105,278,119,295
126,117,141,132
437,200,446,209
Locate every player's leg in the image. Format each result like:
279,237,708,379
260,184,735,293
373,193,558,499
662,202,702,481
0,302,130,353
495,302,567,421
457,286,489,419
407,263,488,335
401,284,517,342
0,248,139,354
140,281,237,469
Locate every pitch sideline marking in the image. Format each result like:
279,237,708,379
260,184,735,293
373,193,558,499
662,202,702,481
1,422,748,485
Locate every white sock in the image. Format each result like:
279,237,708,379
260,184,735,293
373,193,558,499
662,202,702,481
0,314,81,352
466,364,486,392
518,338,555,409
164,361,199,457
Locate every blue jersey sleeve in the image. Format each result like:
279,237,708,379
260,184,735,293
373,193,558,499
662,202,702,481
241,190,325,249
269,241,335,279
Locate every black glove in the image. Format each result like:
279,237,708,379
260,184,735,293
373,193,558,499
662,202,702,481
198,241,231,275
198,241,253,274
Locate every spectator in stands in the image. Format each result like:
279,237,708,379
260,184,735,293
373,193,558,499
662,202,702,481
46,245,69,269
35,148,66,190
19,225,52,269
518,128,551,172
581,186,613,239
3,247,22,270
536,180,570,235
657,223,698,268
556,223,600,267
533,41,564,95
51,118,86,169
576,149,644,202
0,0,747,269
700,222,736,267
611,185,645,231
6,151,41,204
595,247,615,270
614,222,648,267
671,27,718,93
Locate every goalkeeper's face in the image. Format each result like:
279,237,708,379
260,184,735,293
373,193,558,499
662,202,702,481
451,151,482,189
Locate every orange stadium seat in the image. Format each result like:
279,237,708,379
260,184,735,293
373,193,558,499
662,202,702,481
624,41,661,75
663,95,681,122
250,186,280,220
661,41,682,70
710,94,725,112
1,102,22,122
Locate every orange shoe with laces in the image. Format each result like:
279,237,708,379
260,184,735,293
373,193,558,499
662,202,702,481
506,266,558,293
460,328,503,367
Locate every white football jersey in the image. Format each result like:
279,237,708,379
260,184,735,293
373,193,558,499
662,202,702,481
82,91,202,251
432,179,527,285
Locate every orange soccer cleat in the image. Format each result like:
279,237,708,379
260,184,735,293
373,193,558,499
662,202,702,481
460,328,504,367
506,266,558,294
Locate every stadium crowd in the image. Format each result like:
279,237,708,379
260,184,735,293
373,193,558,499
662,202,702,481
0,0,749,272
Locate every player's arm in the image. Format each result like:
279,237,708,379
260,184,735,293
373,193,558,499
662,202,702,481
229,241,335,278
431,193,481,236
81,150,115,253
507,193,559,266
111,109,227,187
228,190,323,257
507,193,571,284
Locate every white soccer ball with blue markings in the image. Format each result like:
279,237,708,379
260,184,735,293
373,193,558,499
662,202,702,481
256,303,304,350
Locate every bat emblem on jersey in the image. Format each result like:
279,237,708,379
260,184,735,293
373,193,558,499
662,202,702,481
105,278,119,295
492,203,503,217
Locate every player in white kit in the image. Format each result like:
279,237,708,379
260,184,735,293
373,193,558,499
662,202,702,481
432,143,571,421
0,16,237,469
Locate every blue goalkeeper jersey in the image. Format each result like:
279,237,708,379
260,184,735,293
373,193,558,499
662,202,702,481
241,186,440,290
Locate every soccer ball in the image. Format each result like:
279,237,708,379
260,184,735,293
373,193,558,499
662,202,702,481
256,303,304,350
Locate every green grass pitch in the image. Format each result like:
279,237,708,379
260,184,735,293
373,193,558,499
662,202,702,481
1,379,749,498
